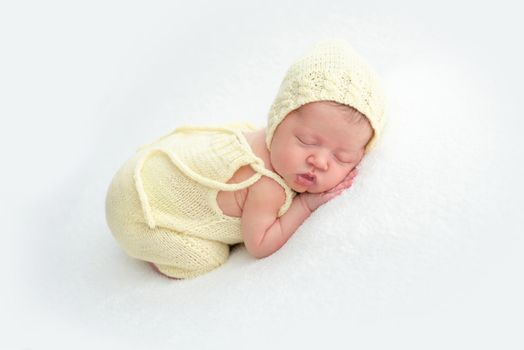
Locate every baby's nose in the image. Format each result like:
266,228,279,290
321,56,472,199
307,154,328,171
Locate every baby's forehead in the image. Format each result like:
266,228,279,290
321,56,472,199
296,115,367,134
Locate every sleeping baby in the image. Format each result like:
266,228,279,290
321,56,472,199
105,39,386,279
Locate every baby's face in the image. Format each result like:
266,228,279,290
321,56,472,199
269,101,373,193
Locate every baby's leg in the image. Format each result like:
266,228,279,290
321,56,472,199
130,223,230,280
106,166,229,279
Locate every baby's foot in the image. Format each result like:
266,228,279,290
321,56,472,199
148,262,182,280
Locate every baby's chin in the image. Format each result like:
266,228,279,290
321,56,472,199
286,184,304,193
305,188,326,194
285,181,306,193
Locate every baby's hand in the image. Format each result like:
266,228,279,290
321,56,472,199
300,168,358,212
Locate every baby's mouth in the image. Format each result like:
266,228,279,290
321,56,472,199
296,173,316,186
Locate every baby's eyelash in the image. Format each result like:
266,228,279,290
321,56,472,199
296,136,315,145
297,135,353,165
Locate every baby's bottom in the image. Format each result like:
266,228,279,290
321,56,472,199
106,154,230,280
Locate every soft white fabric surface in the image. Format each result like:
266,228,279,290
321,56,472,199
2,1,523,349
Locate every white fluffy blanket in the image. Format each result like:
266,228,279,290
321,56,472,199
2,1,522,349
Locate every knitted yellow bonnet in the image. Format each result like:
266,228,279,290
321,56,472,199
266,39,386,153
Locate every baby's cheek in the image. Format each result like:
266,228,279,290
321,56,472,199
334,169,350,185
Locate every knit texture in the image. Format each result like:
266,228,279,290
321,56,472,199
266,39,386,153
105,123,295,279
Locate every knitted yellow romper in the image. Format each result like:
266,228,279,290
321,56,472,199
105,123,295,279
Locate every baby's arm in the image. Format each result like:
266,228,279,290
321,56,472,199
241,176,293,258
241,169,357,259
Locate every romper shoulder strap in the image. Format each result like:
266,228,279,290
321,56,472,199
133,124,295,228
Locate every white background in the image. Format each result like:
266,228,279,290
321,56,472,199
1,1,523,349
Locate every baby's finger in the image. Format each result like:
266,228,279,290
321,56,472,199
341,170,357,183
329,179,353,193
342,179,354,189
342,174,355,185
323,190,343,202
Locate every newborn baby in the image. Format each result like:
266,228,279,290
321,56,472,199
105,40,386,279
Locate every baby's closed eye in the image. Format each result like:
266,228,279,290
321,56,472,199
334,154,353,164
329,150,354,165
296,136,317,145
